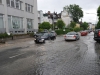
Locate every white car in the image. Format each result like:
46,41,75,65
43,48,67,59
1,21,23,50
64,32,80,41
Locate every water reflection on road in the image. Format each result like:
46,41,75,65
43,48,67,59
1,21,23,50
0,32,100,75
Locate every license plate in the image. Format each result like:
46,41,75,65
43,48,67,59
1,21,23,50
39,40,43,42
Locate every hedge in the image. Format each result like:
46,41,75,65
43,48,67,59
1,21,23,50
0,33,11,39
55,29,71,35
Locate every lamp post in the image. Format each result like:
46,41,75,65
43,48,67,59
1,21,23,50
52,14,55,30
86,13,98,24
85,13,97,30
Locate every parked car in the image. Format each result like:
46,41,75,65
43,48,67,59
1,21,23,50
34,34,45,43
80,31,88,36
94,29,100,42
50,31,57,40
64,32,80,41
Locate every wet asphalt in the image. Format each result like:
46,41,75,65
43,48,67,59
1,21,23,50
0,32,100,75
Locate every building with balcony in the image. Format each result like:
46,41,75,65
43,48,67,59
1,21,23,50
0,0,38,34
61,7,73,27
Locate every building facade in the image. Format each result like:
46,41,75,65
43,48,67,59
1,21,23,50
0,0,38,34
61,7,73,27
38,10,44,25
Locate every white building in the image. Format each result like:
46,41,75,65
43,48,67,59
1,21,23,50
61,7,73,27
0,0,38,34
38,10,44,24
43,13,52,24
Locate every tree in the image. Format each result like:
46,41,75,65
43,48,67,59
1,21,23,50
96,6,100,29
56,20,65,29
69,21,76,28
39,22,51,30
81,22,89,30
65,4,83,22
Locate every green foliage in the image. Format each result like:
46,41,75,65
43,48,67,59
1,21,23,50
38,29,44,32
74,27,81,32
97,6,100,17
81,22,89,30
56,20,65,29
96,6,100,29
69,21,76,28
55,29,71,35
0,33,11,39
95,21,100,29
65,4,83,22
39,22,51,30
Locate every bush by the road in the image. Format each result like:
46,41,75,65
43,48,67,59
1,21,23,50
0,33,11,39
74,27,81,32
55,29,71,35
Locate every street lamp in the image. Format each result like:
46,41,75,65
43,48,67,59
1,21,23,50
85,13,98,24
52,13,55,30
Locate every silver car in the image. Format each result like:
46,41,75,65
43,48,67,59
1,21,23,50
64,32,80,41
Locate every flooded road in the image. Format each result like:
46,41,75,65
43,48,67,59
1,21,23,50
0,32,100,75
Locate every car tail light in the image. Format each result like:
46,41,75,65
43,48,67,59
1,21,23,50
98,31,100,37
64,35,66,38
73,35,76,38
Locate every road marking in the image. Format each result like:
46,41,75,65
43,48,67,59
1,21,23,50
9,53,26,59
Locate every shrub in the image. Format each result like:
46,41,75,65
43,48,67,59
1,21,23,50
55,29,71,35
38,29,44,32
0,33,11,39
74,27,81,32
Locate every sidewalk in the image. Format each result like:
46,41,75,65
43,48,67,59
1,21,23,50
0,38,34,48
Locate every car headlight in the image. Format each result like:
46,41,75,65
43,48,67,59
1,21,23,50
41,39,44,40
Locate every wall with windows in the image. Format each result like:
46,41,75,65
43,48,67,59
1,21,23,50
0,0,38,34
7,7,24,17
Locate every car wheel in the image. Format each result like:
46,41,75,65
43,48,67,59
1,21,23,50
35,41,38,43
75,37,78,41
43,40,45,43
96,40,100,43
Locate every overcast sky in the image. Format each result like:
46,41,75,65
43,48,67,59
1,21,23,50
37,0,100,24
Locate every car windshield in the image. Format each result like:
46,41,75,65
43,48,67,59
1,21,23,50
42,33,49,37
67,32,76,35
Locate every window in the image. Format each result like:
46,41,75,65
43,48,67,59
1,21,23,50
8,15,12,29
6,0,10,6
15,0,20,9
25,3,27,11
25,3,33,13
8,16,23,29
0,14,4,28
7,0,22,10
11,0,14,7
27,19,33,29
0,0,2,4
31,6,33,13
28,4,30,12
19,1,22,9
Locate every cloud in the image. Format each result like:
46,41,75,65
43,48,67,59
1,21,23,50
37,0,100,23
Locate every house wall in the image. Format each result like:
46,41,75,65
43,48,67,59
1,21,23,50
0,0,38,33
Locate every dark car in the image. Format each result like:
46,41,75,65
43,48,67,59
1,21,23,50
94,29,100,42
41,33,51,40
49,31,57,40
34,34,45,43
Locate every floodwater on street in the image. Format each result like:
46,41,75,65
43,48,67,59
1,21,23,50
0,32,100,75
